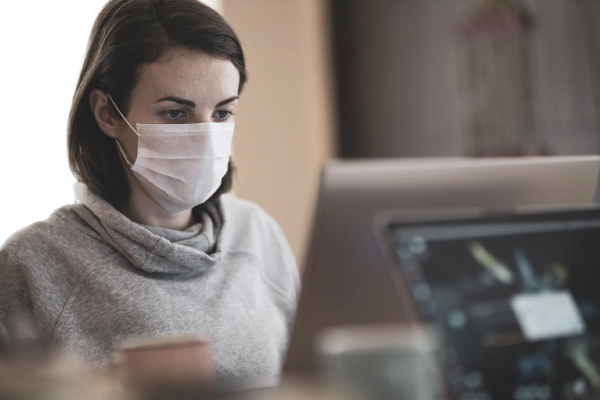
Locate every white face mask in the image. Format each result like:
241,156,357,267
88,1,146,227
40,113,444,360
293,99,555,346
108,94,234,213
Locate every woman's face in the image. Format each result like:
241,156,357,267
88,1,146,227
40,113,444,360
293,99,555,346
110,47,240,163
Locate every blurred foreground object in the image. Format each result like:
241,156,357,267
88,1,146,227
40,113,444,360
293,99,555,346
458,0,540,156
316,325,443,400
0,315,121,400
2,314,50,364
244,379,348,400
113,335,214,396
0,317,346,400
0,361,122,400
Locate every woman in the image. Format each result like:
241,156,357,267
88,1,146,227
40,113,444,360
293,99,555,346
0,0,299,379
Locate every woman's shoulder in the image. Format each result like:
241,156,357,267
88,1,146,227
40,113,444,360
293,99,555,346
219,195,300,306
0,204,114,272
0,204,111,341
1,210,71,260
220,195,289,250
220,194,272,222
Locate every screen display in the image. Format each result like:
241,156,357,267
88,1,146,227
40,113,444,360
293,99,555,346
390,217,600,400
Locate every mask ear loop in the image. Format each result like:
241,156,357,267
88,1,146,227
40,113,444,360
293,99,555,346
107,93,140,168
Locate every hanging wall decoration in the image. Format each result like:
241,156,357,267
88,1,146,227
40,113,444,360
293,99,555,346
457,0,541,156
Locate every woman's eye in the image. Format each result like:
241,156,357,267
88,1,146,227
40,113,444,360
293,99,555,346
166,110,186,119
213,110,233,120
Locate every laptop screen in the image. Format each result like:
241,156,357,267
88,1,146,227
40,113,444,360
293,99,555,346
389,213,600,400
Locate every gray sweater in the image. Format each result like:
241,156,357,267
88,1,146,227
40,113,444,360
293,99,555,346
0,183,300,379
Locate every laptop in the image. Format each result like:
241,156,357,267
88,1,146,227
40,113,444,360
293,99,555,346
284,156,600,375
379,206,600,400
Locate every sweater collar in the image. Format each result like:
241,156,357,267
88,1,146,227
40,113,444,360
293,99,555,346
72,182,224,275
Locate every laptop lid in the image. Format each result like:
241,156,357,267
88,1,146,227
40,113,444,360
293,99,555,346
285,156,600,375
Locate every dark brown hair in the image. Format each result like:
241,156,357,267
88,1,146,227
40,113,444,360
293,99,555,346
68,0,246,208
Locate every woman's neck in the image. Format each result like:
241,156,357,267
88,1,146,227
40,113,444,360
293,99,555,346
119,174,195,231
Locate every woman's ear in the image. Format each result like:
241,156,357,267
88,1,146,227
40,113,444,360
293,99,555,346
89,89,121,139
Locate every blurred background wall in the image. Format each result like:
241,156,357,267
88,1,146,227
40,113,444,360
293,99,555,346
0,1,103,248
332,0,600,158
222,0,337,267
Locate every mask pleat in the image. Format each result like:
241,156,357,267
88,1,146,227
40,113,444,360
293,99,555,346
137,133,233,159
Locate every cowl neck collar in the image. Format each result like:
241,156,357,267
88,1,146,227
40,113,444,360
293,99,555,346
72,182,224,275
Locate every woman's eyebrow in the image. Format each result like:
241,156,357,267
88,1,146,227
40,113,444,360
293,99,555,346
155,96,196,108
216,96,239,107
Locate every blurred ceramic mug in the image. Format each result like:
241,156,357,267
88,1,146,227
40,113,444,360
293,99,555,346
317,324,443,400
112,335,214,392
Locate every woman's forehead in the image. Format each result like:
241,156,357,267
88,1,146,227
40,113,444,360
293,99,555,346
133,49,239,105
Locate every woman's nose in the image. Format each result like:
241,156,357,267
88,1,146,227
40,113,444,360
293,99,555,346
194,112,213,124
